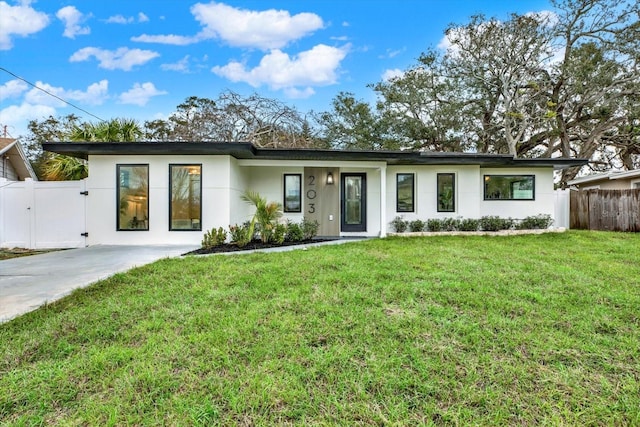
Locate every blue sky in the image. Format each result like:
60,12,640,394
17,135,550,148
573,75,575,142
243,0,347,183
0,0,553,139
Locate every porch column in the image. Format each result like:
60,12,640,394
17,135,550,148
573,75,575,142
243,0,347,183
379,165,387,237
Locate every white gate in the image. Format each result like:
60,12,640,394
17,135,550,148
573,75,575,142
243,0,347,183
0,178,87,249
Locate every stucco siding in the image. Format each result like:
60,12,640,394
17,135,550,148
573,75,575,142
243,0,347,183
87,155,233,245
479,167,555,219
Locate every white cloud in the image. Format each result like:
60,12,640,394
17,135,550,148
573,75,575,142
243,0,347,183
0,102,57,136
69,47,160,71
0,79,28,101
192,2,323,50
133,1,323,50
118,82,167,106
284,87,315,99
212,44,348,96
382,68,404,81
56,6,91,39
24,80,109,107
131,33,196,45
161,55,191,72
105,14,132,24
0,0,49,50
106,12,150,24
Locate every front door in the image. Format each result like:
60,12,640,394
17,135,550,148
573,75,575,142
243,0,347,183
341,173,366,232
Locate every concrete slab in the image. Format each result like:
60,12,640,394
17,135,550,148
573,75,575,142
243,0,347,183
0,244,197,323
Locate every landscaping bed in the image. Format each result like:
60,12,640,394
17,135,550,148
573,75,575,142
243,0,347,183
184,238,336,255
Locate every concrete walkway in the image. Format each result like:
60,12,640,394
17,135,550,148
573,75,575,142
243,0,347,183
0,245,197,323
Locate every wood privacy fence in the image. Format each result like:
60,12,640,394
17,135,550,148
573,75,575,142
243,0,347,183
570,189,640,232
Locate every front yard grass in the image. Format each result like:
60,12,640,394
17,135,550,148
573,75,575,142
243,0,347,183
1,231,639,425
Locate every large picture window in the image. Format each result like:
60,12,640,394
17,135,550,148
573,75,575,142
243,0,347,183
484,175,535,200
437,173,455,212
284,174,302,212
396,173,414,212
170,164,202,231
117,164,149,231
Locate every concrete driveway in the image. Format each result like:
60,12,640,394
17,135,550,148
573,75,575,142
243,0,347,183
0,245,197,323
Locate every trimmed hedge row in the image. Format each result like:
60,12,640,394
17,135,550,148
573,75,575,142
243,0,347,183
390,214,553,233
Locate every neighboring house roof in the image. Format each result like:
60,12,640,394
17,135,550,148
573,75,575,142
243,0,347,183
43,142,588,170
0,138,37,181
567,169,640,186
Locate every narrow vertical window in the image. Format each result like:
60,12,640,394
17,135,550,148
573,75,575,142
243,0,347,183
170,164,202,231
117,164,149,231
396,173,414,212
437,173,455,212
284,174,302,212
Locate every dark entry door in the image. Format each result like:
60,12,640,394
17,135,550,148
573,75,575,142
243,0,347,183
341,173,366,232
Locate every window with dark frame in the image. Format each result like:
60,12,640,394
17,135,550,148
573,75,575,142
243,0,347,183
396,173,414,212
284,174,302,212
484,175,535,200
117,164,149,231
437,173,455,212
169,164,202,231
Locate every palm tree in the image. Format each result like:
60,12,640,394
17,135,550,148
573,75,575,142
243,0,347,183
241,190,283,243
42,118,143,180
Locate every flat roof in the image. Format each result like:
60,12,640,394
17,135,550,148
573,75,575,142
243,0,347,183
43,141,588,169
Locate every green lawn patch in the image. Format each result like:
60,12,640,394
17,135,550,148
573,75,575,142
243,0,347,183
1,231,639,425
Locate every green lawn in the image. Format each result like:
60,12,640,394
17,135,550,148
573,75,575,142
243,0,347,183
1,231,639,425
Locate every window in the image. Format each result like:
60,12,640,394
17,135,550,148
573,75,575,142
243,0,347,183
396,173,414,212
170,164,202,231
117,165,148,231
284,174,302,212
437,173,455,212
484,175,535,200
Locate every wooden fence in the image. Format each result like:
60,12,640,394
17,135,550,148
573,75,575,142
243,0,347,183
570,189,640,232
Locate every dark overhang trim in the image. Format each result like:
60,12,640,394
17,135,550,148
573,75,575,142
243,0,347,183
42,141,588,169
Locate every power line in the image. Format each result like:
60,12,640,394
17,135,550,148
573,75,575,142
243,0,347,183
0,67,106,122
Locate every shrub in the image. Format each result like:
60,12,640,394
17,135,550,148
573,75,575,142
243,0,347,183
480,216,514,231
517,214,553,230
301,217,320,240
409,219,425,232
285,221,304,242
459,218,480,231
390,216,408,233
229,223,252,247
273,223,287,244
441,217,461,231
426,218,443,232
201,227,227,249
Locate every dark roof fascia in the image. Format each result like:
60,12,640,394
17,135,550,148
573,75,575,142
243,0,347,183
42,142,257,160
42,142,588,169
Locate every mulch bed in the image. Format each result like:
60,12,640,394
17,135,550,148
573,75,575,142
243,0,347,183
184,239,336,256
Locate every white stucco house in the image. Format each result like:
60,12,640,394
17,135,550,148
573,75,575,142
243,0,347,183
43,142,587,246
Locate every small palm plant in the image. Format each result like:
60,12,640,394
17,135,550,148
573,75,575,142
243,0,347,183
241,190,283,243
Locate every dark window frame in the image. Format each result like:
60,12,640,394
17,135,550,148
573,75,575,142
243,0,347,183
437,173,456,212
483,174,535,201
283,173,302,213
169,164,203,231
396,173,415,213
116,164,149,231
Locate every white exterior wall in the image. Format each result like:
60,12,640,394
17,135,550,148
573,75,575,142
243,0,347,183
245,166,305,225
385,165,481,232
479,167,555,219
86,155,233,245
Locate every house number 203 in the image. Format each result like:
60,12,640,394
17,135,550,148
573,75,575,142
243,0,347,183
307,175,316,214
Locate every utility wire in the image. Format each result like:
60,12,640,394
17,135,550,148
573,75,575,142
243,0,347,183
0,67,106,122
